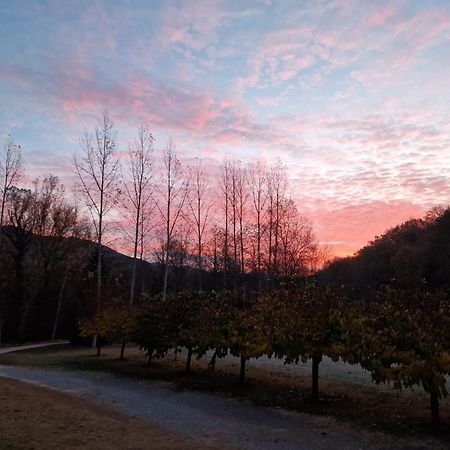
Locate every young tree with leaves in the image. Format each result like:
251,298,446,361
348,288,450,427
80,301,139,359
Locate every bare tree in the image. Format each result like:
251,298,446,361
236,163,247,275
156,143,188,299
248,161,268,289
228,161,247,276
230,162,239,273
188,158,212,290
73,112,120,352
278,198,316,277
0,135,23,342
266,161,288,276
219,160,232,286
310,242,332,273
219,160,248,294
123,125,154,305
0,135,23,226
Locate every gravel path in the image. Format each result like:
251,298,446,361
0,340,69,354
0,365,441,450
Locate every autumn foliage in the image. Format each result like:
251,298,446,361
80,284,450,426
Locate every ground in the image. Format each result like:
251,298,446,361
0,345,449,449
0,377,217,450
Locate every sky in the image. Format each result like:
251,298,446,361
1,0,450,257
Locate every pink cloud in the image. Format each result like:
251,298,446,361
235,1,450,97
364,1,403,27
155,0,230,54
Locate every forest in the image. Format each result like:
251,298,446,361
319,207,450,297
1,113,450,426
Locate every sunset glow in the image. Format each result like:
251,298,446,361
1,0,450,256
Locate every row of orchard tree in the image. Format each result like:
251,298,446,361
0,112,319,343
81,284,450,426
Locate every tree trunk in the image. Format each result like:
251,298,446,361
185,346,193,373
162,254,169,300
0,187,7,227
430,390,440,427
312,356,321,402
130,257,138,305
240,355,246,384
198,246,202,291
147,350,154,366
124,239,139,361
257,211,262,293
120,339,126,360
96,337,101,357
130,185,141,305
94,218,103,350
207,351,217,373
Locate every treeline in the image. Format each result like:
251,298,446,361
319,206,450,298
81,284,450,426
0,175,90,342
0,113,319,342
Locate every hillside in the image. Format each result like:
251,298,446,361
0,227,159,343
318,207,450,298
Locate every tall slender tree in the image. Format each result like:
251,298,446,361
73,112,120,352
188,158,212,290
123,125,154,305
248,161,268,274
266,161,287,277
157,143,188,299
0,135,23,226
219,160,232,286
236,163,247,275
